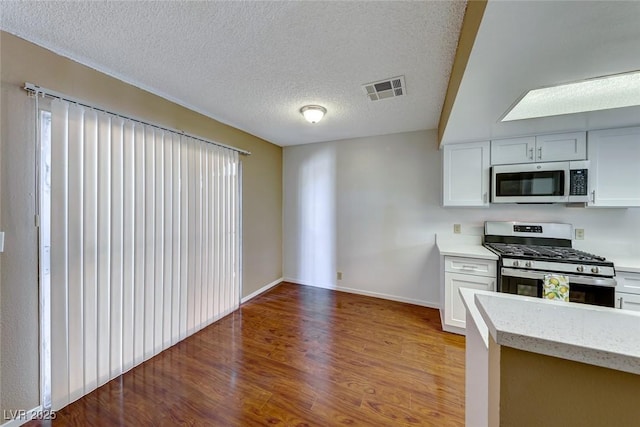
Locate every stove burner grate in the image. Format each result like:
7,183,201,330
485,243,607,262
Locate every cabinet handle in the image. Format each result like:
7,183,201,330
528,148,534,160
591,190,596,203
537,147,542,160
483,192,488,203
618,297,623,309
462,265,478,270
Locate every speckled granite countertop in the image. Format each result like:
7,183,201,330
436,234,498,260
474,291,640,375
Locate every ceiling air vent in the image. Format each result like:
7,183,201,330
363,76,406,101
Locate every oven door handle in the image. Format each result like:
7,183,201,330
501,268,617,288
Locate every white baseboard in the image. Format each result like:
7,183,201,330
1,405,54,427
283,277,336,290
337,285,440,309
283,277,440,309
241,277,283,304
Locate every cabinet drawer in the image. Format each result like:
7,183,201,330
616,292,640,311
444,256,496,277
616,272,640,295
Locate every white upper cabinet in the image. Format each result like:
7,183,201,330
535,132,587,162
443,141,490,207
588,127,640,207
490,136,535,165
491,132,586,165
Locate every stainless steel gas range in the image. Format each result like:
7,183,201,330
483,221,616,307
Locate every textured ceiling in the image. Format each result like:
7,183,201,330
442,1,640,144
1,1,467,146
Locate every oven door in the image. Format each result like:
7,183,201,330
492,162,570,203
500,268,616,307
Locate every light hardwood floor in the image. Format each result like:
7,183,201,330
28,282,465,426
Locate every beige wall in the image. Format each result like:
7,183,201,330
0,31,282,412
498,346,640,426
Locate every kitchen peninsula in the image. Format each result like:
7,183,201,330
462,289,640,427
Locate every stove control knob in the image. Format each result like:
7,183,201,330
591,266,600,274
513,260,519,267
577,266,584,273
525,261,532,268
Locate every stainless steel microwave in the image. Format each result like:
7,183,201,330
491,160,590,203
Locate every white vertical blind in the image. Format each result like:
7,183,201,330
48,99,240,411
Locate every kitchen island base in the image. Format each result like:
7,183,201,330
495,344,640,427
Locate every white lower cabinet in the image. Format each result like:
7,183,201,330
445,273,495,329
442,256,496,333
616,271,640,312
618,293,640,312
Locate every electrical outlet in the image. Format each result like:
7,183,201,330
575,228,585,240
453,224,461,234
337,272,343,280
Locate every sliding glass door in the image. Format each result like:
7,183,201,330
38,99,241,411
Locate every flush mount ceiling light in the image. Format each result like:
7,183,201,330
300,105,327,124
501,70,640,122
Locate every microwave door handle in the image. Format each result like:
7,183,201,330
501,267,616,287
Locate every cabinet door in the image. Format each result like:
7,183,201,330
444,272,495,330
617,292,640,311
535,132,586,162
491,136,535,165
588,127,640,207
443,141,490,207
